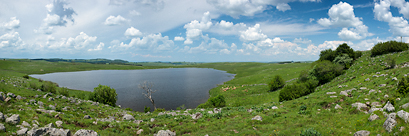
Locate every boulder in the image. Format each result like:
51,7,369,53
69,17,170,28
48,97,54,101
383,101,395,112
49,105,56,110
137,129,143,135
379,84,386,87
251,115,262,121
73,129,97,136
365,78,370,81
335,104,342,109
368,90,376,95
123,114,135,121
354,130,370,136
392,77,398,81
368,114,379,121
38,101,44,106
213,108,221,113
384,117,397,132
48,128,71,136
0,112,4,120
45,123,55,128
154,130,176,136
191,112,203,120
16,127,28,136
207,111,213,114
330,96,337,98
16,95,22,100
360,87,367,90
271,106,278,110
397,110,409,123
369,108,382,114
384,95,389,98
22,121,30,127
326,92,336,95
352,102,367,111
56,121,63,128
402,103,409,109
133,120,143,125
0,123,5,132
150,118,155,122
5,97,11,102
27,127,49,136
6,114,20,125
339,91,348,96
84,115,91,119
7,92,16,98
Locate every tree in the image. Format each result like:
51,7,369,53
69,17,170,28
139,81,157,110
90,84,117,107
335,43,355,59
319,49,336,62
268,75,285,92
333,54,353,69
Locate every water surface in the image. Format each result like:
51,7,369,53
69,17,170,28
31,68,234,111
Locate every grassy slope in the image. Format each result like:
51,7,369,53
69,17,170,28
1,50,409,135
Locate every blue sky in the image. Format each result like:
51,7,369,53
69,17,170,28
1,0,409,62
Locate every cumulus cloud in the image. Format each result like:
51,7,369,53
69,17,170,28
110,33,175,51
104,15,129,26
36,0,77,34
1,17,20,30
374,0,409,36
0,31,25,49
124,27,143,37
209,20,247,35
49,32,97,50
181,35,230,54
239,24,267,42
109,0,165,10
183,11,212,44
88,42,105,51
318,2,371,41
206,0,321,18
174,36,185,41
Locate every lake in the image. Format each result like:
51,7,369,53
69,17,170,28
30,68,235,111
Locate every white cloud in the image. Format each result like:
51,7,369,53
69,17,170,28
258,22,325,37
174,36,185,41
374,0,409,36
109,0,165,10
182,35,230,54
183,11,213,44
206,0,321,18
104,15,129,26
239,24,267,42
209,20,247,35
110,33,175,51
35,0,76,34
1,17,20,30
49,32,97,50
88,42,104,51
293,38,312,44
309,18,315,23
318,2,371,41
124,27,143,37
0,31,25,49
129,10,141,16
352,37,385,51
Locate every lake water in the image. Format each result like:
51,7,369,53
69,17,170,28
30,68,235,111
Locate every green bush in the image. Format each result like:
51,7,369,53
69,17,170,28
335,43,355,59
198,94,226,108
385,56,396,69
371,41,408,57
23,75,29,79
144,106,151,113
279,83,308,102
154,108,166,112
309,60,344,85
89,84,118,107
333,54,353,69
125,108,133,111
319,49,337,62
300,128,321,136
29,82,38,90
59,87,69,97
303,79,319,93
354,51,362,59
41,81,57,94
268,75,285,92
398,76,409,95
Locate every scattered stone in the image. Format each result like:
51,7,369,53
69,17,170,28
400,126,405,132
340,91,348,96
335,104,342,109
326,92,336,95
207,111,213,114
0,112,4,120
22,121,30,127
392,77,398,81
383,101,395,112
5,97,11,102
247,109,253,113
73,129,97,136
0,123,5,132
34,95,40,98
330,96,337,98
61,96,67,99
16,95,22,100
368,90,376,95
396,98,401,101
133,120,143,125
154,130,176,136
352,102,367,111
373,75,379,78
365,78,370,81
384,95,389,98
84,115,91,119
271,106,278,110
376,72,381,74
251,115,262,121
48,97,54,101
150,118,155,122
191,112,203,120
17,127,28,135
45,123,55,128
56,121,63,128
368,114,380,121
397,110,409,123
213,108,221,113
137,129,143,135
7,92,16,98
38,101,44,106
401,103,409,109
6,114,20,125
354,130,370,136
379,84,386,87
49,105,56,110
369,108,382,114
123,114,135,121
360,87,367,90
384,114,397,132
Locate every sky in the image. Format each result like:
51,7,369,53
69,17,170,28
1,0,409,62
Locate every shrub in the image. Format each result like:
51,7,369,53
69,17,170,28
23,75,29,79
319,49,337,62
154,108,166,112
198,94,226,108
354,51,362,59
300,128,321,136
303,79,319,93
309,60,344,85
333,54,353,69
125,108,133,111
371,41,408,57
59,87,69,97
298,69,310,83
39,79,43,82
144,106,151,113
41,81,57,94
385,56,396,69
298,105,310,115
398,76,409,95
279,83,308,102
29,82,38,90
335,43,355,59
89,84,118,107
268,75,285,92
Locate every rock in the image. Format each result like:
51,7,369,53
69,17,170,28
396,98,401,101
123,114,135,121
5,97,11,102
335,104,342,109
373,75,379,78
330,96,337,98
0,112,4,120
326,92,336,95
49,105,56,110
73,129,97,136
22,121,30,127
384,117,397,132
372,102,381,107
17,127,28,135
392,77,398,81
133,120,143,125
354,130,370,136
150,118,155,122
48,97,54,101
397,110,409,123
369,108,382,114
401,103,409,109
26,127,49,136
0,123,5,132
45,123,55,128
16,95,22,100
368,89,376,95
379,84,386,87
191,112,203,120
6,114,20,125
7,92,16,98
352,102,367,111
376,72,381,74
61,96,67,99
368,114,380,121
38,101,44,106
56,121,63,128
137,129,143,135
35,95,40,98
384,94,389,98
37,89,42,92
271,106,278,110
360,87,367,90
251,115,262,121
48,128,71,136
383,101,395,112
213,108,221,113
339,91,348,96
365,78,370,81
207,111,213,114
154,130,176,136
84,115,91,119
247,109,253,112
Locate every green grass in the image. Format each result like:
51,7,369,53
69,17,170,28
1,50,409,135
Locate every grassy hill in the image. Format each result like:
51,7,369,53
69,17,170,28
1,50,409,135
